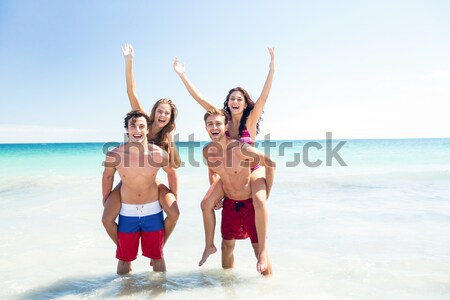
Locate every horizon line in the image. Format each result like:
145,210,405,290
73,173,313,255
1,136,449,145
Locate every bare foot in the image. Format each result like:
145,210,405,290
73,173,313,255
198,245,217,266
151,258,167,272
257,251,268,274
117,260,132,275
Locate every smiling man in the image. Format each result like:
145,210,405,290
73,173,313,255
102,110,175,274
201,108,275,276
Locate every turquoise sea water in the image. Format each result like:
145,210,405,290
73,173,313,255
0,139,449,299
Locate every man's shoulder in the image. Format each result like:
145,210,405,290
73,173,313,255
104,144,124,168
107,143,125,155
203,141,213,151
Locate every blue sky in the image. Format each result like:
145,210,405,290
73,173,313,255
1,0,449,143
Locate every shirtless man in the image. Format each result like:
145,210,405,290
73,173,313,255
102,110,176,274
202,109,275,276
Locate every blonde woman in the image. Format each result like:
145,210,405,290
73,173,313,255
102,45,180,259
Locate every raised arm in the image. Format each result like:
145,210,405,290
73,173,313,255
101,152,117,205
173,57,219,112
241,144,275,197
122,44,146,114
247,48,275,127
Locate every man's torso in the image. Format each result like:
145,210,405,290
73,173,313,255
205,140,252,200
115,144,163,204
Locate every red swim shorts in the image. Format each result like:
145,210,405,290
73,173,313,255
116,202,165,262
221,198,258,243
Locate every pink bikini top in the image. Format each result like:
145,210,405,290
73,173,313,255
225,127,254,145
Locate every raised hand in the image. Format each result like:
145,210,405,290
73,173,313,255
173,57,186,76
122,44,134,60
268,47,275,70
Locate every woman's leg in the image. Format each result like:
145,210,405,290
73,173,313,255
199,178,225,266
102,182,122,245
251,243,272,276
250,166,270,274
157,181,180,244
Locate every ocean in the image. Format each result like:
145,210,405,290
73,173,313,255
0,138,449,299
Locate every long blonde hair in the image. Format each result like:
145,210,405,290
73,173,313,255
148,98,180,167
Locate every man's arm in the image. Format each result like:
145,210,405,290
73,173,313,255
122,44,146,113
203,143,222,184
241,144,276,197
101,152,117,205
208,168,220,185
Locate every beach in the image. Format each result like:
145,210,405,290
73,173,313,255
0,139,449,299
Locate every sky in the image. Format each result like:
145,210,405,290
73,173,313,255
0,0,449,143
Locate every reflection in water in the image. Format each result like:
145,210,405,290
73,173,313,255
16,269,249,299
16,274,118,300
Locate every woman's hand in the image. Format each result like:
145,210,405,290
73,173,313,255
173,57,186,76
122,44,134,61
268,47,275,70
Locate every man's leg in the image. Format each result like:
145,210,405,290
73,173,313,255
102,183,122,245
117,260,131,275
116,212,139,275
221,239,236,269
199,179,224,266
151,258,167,272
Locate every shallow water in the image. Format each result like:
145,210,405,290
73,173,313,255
0,139,449,299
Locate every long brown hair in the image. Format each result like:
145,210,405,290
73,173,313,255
223,87,262,137
148,98,177,152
